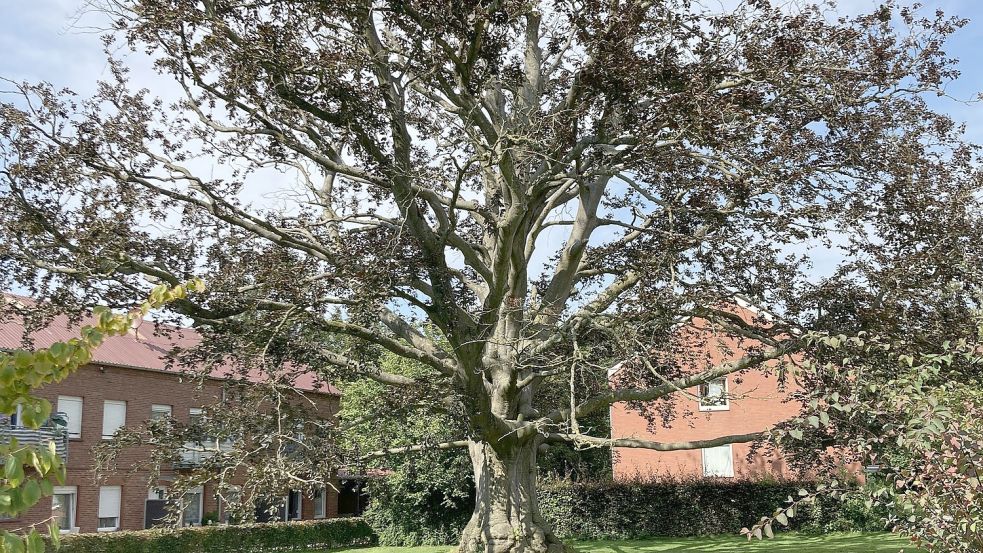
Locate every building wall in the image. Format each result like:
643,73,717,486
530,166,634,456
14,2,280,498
1,363,340,534
610,314,804,481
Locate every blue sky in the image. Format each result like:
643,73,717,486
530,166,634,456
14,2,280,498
1,0,981,288
2,0,980,139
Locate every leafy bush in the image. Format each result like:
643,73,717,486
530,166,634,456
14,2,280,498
359,451,474,547
45,518,375,553
362,481,472,547
798,493,886,534
340,352,474,546
538,477,879,540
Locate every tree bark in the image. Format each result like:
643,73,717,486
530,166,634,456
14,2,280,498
458,439,568,553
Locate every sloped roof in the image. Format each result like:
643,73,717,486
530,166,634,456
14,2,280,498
0,294,339,396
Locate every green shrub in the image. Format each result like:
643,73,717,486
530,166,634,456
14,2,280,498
46,518,376,553
360,461,473,547
798,493,886,534
363,497,470,547
538,477,880,540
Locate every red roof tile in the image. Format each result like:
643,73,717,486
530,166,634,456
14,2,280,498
0,294,339,395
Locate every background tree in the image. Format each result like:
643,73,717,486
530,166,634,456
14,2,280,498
1,1,982,552
342,352,474,546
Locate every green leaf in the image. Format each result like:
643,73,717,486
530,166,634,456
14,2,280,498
4,456,24,487
47,520,60,549
20,480,41,508
3,532,26,553
0,363,15,386
25,530,43,553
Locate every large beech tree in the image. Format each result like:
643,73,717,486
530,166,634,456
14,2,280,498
1,1,982,551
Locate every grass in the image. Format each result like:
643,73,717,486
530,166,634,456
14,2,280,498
327,533,922,553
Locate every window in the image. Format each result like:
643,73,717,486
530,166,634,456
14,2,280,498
57,396,83,438
98,486,121,531
312,488,326,519
182,487,203,526
702,444,735,477
188,407,213,448
219,486,241,524
698,377,729,411
8,404,24,428
102,400,126,439
287,490,302,520
52,486,77,533
145,487,171,529
150,404,172,421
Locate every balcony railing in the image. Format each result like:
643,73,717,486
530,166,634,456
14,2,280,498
173,439,233,469
0,423,69,462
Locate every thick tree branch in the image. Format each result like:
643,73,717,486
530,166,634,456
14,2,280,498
546,431,767,451
360,439,470,460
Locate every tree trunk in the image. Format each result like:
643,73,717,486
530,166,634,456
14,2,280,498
458,439,568,553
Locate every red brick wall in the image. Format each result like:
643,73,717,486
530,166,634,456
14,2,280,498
1,363,340,534
610,313,804,481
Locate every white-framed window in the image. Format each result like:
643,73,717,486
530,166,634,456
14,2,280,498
97,486,121,531
57,396,83,438
52,486,77,533
698,377,729,411
702,444,735,477
148,487,168,500
182,487,204,527
102,400,127,439
219,485,241,524
286,490,302,521
188,407,204,425
312,488,326,519
150,404,172,421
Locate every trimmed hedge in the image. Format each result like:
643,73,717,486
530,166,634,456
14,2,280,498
46,518,376,553
539,478,880,540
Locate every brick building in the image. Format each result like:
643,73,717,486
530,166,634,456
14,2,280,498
0,296,344,534
609,300,804,481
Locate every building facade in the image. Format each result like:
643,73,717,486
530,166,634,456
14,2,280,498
0,297,342,534
609,304,804,481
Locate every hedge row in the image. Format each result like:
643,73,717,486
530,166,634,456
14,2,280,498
46,518,376,553
538,478,882,540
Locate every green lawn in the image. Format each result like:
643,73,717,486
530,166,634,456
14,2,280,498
329,533,921,553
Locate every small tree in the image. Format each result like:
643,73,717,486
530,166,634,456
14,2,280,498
1,1,982,551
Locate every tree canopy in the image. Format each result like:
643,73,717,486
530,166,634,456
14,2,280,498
1,1,981,552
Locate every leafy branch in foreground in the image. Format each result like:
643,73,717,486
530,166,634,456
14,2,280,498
744,327,983,552
0,280,203,553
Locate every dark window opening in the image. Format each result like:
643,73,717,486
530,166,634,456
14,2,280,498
337,480,368,517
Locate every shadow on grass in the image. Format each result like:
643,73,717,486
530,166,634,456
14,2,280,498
572,533,919,553
325,533,919,553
